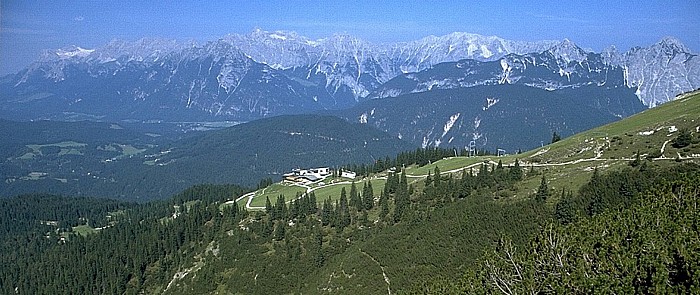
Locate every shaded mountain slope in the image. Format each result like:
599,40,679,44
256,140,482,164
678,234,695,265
336,84,645,151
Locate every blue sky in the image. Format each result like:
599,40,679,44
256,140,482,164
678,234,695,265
1,0,698,75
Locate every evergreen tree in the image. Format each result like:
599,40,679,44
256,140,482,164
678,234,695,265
362,180,374,210
379,192,389,220
289,199,299,220
551,131,561,143
479,163,488,177
555,189,576,224
359,211,369,227
274,195,287,220
263,217,274,238
350,182,362,211
273,221,286,241
309,192,318,214
508,159,523,181
535,175,549,202
630,150,642,167
265,196,272,214
433,166,441,187
393,175,409,224
313,228,324,267
321,198,332,226
672,128,692,148
339,191,350,229
349,182,359,209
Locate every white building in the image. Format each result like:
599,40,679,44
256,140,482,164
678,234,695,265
284,167,332,183
309,167,330,176
341,170,356,179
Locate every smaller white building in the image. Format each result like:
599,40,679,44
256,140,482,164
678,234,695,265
309,167,331,176
341,170,356,179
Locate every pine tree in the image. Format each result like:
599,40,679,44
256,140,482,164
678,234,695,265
630,150,642,167
263,217,274,238
433,166,441,187
363,180,374,210
551,131,561,143
379,192,389,219
535,175,549,202
339,191,350,229
400,169,407,190
313,228,324,267
321,198,332,226
350,182,362,211
270,195,284,221
672,128,692,148
265,196,272,214
508,159,523,181
393,182,409,223
273,221,286,241
349,182,359,209
359,210,369,227
309,192,318,214
555,189,576,224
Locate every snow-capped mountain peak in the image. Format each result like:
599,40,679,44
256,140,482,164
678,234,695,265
656,36,691,54
545,39,588,63
55,46,95,59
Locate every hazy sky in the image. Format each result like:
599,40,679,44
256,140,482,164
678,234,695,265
1,0,698,75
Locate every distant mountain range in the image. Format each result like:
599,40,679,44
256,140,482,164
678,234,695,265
0,30,697,123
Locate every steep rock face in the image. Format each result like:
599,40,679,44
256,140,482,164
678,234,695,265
220,30,560,99
621,37,700,107
369,38,697,105
0,31,696,122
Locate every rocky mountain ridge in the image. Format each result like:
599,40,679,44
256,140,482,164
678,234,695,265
1,30,697,122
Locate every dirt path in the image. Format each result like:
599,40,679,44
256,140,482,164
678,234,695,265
659,139,673,157
360,249,391,295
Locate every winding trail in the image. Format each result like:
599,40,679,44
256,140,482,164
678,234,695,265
360,249,391,295
659,139,673,157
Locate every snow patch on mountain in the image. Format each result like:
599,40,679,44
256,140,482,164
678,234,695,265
55,46,95,59
442,113,461,137
359,112,368,124
483,97,499,111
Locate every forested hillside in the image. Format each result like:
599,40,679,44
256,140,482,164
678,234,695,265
2,157,698,294
415,164,700,294
0,115,416,200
